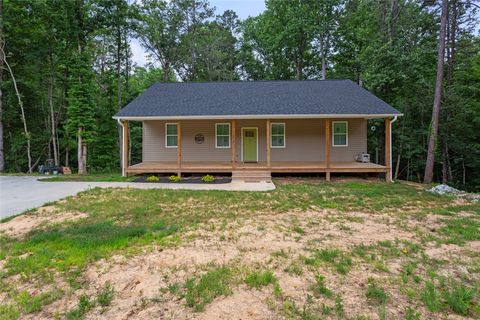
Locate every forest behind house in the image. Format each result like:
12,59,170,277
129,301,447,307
0,0,479,191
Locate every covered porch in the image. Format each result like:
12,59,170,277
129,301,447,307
120,118,393,181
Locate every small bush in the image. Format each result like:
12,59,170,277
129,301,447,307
245,271,276,288
201,175,215,183
168,175,181,183
146,175,159,182
366,278,388,304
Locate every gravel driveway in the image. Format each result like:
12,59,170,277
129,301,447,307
0,176,275,219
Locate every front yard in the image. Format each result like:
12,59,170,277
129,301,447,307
0,178,479,319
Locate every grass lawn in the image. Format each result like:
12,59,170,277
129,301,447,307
39,173,135,182
0,178,479,319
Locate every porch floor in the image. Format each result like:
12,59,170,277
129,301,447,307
126,161,387,174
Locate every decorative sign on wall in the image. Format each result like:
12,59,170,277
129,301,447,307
195,133,205,144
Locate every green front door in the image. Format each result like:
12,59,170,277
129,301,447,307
243,128,257,162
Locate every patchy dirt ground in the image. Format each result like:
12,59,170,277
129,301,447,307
1,180,479,319
7,208,478,319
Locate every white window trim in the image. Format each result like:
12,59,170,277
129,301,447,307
332,121,348,147
270,122,286,148
165,123,178,148
215,123,231,148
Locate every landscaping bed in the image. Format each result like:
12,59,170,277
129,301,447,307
134,175,232,184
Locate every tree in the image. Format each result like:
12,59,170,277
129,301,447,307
134,0,181,82
424,0,449,183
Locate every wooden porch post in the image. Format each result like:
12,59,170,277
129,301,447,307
385,118,392,182
266,119,271,168
231,119,236,168
122,120,129,177
325,119,331,181
177,121,182,177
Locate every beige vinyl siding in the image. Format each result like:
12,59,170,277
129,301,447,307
142,118,367,163
330,119,367,162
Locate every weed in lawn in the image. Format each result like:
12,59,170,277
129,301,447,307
96,282,114,307
185,266,233,312
304,248,352,275
366,278,388,304
284,261,303,275
271,249,289,258
443,280,477,316
245,270,276,288
0,304,19,320
422,280,441,312
404,306,421,320
310,274,333,298
66,293,94,320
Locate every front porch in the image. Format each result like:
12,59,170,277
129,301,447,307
126,161,387,174
120,118,393,182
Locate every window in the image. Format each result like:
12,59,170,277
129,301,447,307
332,121,348,147
215,123,230,148
271,123,285,148
165,123,178,147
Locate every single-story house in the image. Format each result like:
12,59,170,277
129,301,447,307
113,80,402,181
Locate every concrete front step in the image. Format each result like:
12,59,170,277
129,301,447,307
232,170,272,182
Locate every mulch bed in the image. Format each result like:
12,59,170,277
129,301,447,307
134,176,232,184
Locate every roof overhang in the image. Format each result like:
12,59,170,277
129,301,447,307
113,114,403,121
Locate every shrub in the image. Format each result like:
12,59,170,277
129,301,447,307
146,175,159,182
201,174,215,183
168,175,181,183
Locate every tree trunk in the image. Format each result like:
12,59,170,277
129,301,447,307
424,0,448,184
77,127,87,174
48,74,59,166
0,0,4,172
1,46,33,173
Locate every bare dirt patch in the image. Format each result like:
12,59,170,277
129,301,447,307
0,206,88,238
5,205,479,319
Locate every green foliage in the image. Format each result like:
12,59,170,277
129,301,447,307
422,280,442,312
168,175,181,183
185,267,233,312
310,274,333,298
96,283,115,307
443,281,477,316
245,271,276,288
201,174,215,183
146,175,159,182
304,248,352,275
366,278,388,304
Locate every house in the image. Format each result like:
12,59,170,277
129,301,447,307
113,80,402,181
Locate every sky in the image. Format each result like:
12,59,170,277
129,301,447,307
131,0,266,66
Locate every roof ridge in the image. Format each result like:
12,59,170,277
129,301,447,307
152,79,353,85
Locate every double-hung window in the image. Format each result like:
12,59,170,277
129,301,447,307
271,123,285,148
215,123,230,148
332,121,348,147
165,123,178,147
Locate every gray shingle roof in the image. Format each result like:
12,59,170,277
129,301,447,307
114,80,401,118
